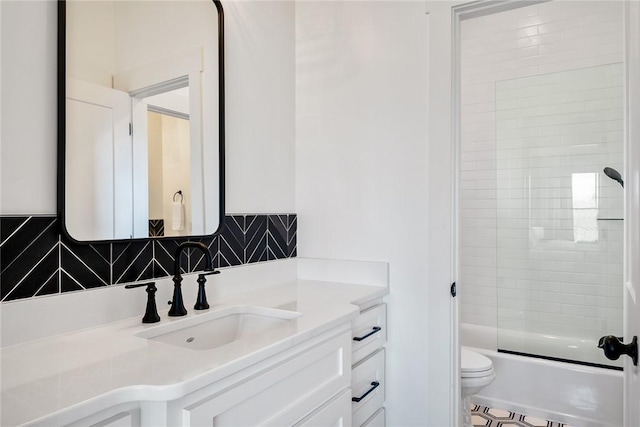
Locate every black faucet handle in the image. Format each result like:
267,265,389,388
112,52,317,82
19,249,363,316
125,282,160,323
125,281,156,289
199,269,220,277
194,271,216,311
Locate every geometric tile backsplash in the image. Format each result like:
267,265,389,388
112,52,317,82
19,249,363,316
0,214,297,302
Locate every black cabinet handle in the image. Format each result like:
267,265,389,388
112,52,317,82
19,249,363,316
353,326,382,342
352,381,380,402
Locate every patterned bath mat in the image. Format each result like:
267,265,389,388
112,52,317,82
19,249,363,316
472,404,571,427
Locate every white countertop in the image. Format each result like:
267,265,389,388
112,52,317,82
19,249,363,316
1,278,387,426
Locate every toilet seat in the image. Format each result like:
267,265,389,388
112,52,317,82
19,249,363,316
461,348,494,378
462,368,494,378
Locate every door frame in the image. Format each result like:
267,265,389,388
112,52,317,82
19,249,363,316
439,0,637,425
425,2,461,425
427,1,550,425
430,0,632,425
623,1,640,426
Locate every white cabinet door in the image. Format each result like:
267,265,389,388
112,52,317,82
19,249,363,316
170,330,352,427
361,408,384,427
295,390,352,427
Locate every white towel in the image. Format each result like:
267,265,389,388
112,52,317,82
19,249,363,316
172,201,185,231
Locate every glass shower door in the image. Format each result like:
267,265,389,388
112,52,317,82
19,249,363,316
495,64,624,368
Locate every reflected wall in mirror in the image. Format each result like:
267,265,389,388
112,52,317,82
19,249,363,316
60,0,224,242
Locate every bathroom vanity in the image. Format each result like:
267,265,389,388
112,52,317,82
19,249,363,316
1,259,388,427
18,2,395,423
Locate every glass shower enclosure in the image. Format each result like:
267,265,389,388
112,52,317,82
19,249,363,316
459,0,624,368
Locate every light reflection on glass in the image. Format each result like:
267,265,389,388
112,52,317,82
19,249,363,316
572,173,599,243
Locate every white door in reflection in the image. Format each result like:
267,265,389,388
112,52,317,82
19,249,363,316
66,79,133,240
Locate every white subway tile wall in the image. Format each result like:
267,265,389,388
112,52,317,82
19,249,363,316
459,1,623,365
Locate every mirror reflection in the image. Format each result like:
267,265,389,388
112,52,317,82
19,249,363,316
63,0,221,241
147,87,192,238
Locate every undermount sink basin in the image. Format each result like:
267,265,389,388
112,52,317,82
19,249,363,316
136,306,302,350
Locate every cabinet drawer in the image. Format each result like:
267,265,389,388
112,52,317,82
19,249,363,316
89,412,138,427
294,390,352,427
362,408,385,427
63,403,140,427
352,304,386,364
352,349,385,427
174,330,351,427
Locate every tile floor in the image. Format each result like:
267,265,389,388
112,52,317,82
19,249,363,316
471,404,572,427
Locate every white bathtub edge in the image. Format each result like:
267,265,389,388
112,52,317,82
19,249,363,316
461,322,497,350
472,395,611,427
468,346,623,427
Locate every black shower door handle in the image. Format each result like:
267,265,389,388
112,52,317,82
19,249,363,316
598,335,638,365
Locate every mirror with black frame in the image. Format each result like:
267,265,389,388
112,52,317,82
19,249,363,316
58,0,224,242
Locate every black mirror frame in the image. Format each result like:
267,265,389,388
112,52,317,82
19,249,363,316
57,0,225,244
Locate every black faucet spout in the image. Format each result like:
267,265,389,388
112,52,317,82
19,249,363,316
168,241,213,317
173,242,212,277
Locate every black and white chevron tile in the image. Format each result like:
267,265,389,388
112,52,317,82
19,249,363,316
267,215,296,260
219,215,244,266
112,240,154,284
184,236,219,272
1,216,59,300
148,219,164,237
154,238,191,277
0,214,297,302
245,215,268,264
60,241,110,291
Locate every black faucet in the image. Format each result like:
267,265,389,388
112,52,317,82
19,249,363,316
168,242,214,316
195,269,220,310
125,281,161,323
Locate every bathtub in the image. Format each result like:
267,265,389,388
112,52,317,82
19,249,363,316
462,323,623,426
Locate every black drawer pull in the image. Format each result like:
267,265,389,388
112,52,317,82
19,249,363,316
353,326,382,342
352,381,380,402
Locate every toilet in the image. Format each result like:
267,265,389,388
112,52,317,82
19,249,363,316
461,347,495,427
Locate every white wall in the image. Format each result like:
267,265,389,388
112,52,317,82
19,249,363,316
1,1,57,214
295,2,431,424
459,1,624,357
66,1,114,87
0,0,295,216
225,1,295,214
